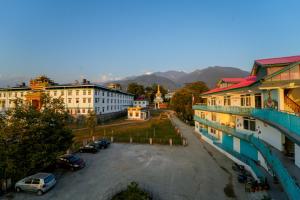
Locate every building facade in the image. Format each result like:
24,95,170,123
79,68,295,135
0,76,134,116
127,107,150,120
193,55,300,200
133,98,149,108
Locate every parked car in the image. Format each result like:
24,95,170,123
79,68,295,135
94,139,111,149
56,154,85,170
79,143,99,153
15,173,56,195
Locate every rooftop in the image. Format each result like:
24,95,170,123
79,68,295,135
255,55,300,66
203,76,257,95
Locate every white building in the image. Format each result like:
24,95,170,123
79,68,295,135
0,76,134,116
133,98,149,108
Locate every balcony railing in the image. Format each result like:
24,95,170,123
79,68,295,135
194,115,300,200
193,104,252,115
251,108,300,138
213,142,265,181
193,104,300,141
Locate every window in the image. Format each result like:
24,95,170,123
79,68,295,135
211,113,217,121
82,109,85,113
136,112,139,117
107,106,109,110
88,90,91,95
32,179,40,184
14,92,17,97
243,117,256,131
211,98,216,106
224,96,231,106
76,98,79,103
241,94,251,106
200,112,205,119
68,90,72,95
25,179,32,184
102,92,105,96
102,99,105,103
83,90,86,95
83,98,86,103
102,107,105,112
68,98,72,103
88,98,91,103
53,91,57,96
76,90,79,95
210,128,217,135
61,90,64,96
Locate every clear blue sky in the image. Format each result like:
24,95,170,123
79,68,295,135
0,0,299,83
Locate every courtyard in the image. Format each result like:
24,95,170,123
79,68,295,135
9,116,267,200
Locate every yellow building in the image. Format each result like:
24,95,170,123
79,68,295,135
127,106,150,120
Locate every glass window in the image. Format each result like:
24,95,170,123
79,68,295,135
61,90,64,96
25,179,32,184
83,98,86,103
68,98,72,103
76,90,79,95
243,117,256,131
83,90,86,95
88,90,91,95
32,179,40,184
68,90,72,95
224,96,231,106
88,98,91,103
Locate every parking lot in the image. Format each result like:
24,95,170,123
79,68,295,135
7,116,267,200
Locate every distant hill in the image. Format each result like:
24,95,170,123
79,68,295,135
177,66,249,88
113,66,249,90
112,74,181,91
152,70,187,82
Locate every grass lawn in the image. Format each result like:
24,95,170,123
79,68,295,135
72,110,182,145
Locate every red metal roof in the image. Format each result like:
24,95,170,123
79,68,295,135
221,77,245,83
203,76,257,95
255,55,300,65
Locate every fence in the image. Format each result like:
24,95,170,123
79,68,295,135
193,104,252,115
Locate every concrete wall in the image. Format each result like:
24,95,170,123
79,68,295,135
236,116,283,151
233,137,240,153
295,144,300,168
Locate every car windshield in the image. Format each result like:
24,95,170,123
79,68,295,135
67,155,80,162
44,174,54,184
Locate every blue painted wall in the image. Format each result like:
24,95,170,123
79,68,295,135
240,140,258,161
222,134,233,150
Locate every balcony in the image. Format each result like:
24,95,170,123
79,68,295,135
193,104,300,145
251,108,300,141
193,104,252,116
194,115,300,200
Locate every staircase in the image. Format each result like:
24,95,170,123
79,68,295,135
284,95,300,114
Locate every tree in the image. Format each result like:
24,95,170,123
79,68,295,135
86,111,97,137
127,83,145,98
170,81,208,123
0,94,73,182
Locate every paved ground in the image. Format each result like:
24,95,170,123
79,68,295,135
6,115,268,200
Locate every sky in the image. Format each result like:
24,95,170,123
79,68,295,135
0,0,300,84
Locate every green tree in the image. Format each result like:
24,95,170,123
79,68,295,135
86,111,97,137
170,81,208,123
0,94,73,182
127,83,145,98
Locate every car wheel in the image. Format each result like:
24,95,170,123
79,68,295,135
16,187,21,192
37,190,43,196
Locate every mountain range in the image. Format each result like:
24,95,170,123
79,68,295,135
113,66,249,90
0,66,249,90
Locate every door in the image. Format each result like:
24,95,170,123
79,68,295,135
23,178,33,191
255,94,262,108
30,178,41,192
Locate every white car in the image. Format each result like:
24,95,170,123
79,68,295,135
15,173,56,195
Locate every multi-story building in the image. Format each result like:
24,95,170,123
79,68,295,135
193,55,300,200
133,97,149,108
0,76,134,116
